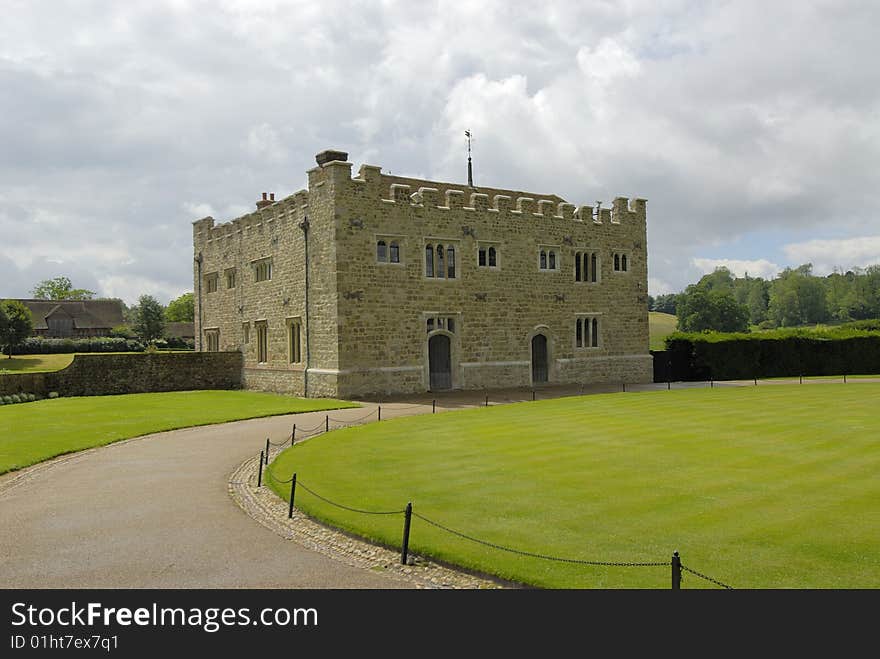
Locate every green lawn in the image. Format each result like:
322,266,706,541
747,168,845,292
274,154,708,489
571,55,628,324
649,311,677,350
0,353,78,373
0,351,193,374
0,391,357,474
267,384,880,589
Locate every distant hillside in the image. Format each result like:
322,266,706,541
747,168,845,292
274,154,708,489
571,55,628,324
649,312,678,350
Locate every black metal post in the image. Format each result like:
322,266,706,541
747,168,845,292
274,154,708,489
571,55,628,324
257,451,264,487
532,390,536,401
485,394,489,407
401,502,413,565
265,438,270,464
710,378,714,388
432,399,436,414
325,414,329,432
378,405,382,421
292,424,296,445
844,373,847,384
667,380,671,390
672,550,681,590
799,374,803,385
622,382,626,393
754,376,758,386
288,473,297,518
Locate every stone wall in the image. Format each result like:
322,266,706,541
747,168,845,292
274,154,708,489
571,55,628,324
0,352,242,397
0,371,47,397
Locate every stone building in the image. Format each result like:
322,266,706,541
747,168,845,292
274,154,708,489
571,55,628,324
17,299,124,338
193,149,651,398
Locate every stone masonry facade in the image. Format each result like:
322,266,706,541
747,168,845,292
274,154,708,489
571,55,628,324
193,150,652,398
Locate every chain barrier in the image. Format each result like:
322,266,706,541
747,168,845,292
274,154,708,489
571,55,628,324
264,462,295,485
266,437,289,447
412,512,668,568
295,423,327,434
295,479,406,515
375,400,434,409
327,409,379,424
681,564,734,590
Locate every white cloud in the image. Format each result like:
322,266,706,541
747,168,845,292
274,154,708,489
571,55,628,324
782,236,880,275
576,38,641,86
1,1,879,299
691,258,781,280
242,123,287,163
182,202,215,219
648,277,676,295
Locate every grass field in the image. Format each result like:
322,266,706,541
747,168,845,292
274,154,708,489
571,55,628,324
267,384,879,589
649,311,677,350
0,353,78,373
0,391,357,474
0,352,193,374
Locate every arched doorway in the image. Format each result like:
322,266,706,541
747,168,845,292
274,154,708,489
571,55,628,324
428,334,452,390
531,334,548,384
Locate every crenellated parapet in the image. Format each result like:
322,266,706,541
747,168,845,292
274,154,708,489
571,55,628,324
192,190,309,247
376,178,645,227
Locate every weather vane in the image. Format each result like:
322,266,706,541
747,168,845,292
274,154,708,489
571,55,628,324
465,130,474,187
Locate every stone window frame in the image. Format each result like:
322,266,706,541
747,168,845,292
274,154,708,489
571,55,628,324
476,241,501,270
255,320,269,363
574,250,600,284
204,327,220,352
612,250,631,274
242,322,250,345
574,313,602,350
286,316,303,364
376,234,405,266
423,238,460,281
253,258,272,282
225,268,237,289
205,272,220,293
425,313,460,334
538,245,561,272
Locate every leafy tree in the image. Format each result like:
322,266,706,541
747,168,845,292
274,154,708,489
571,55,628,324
676,287,749,333
652,293,677,314
165,292,194,322
133,295,166,343
768,265,828,326
695,266,736,294
745,282,770,325
0,300,34,358
31,276,95,300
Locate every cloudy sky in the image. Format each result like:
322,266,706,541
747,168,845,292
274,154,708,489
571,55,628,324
2,0,879,304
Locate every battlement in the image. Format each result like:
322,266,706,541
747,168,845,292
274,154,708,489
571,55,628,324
378,180,645,226
193,149,646,249
192,189,309,245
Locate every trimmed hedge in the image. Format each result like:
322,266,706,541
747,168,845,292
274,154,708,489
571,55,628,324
9,337,145,355
659,328,880,380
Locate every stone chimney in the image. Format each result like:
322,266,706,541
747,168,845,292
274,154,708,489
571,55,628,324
256,192,274,209
315,149,349,167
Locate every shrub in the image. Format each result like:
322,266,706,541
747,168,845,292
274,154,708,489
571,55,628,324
2,395,11,404
48,392,60,399
109,325,136,339
26,393,35,402
164,336,195,350
10,394,21,404
662,328,880,380
10,337,145,355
